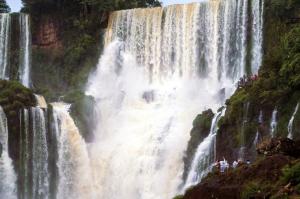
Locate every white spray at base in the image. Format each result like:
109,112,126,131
0,106,17,199
86,0,264,198
183,109,225,190
51,103,95,199
287,103,299,139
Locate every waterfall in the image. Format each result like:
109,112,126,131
19,109,30,199
0,106,17,199
238,101,250,160
31,107,49,199
270,108,277,137
86,1,264,198
183,109,224,190
19,13,31,88
287,103,299,139
0,14,10,80
51,103,95,199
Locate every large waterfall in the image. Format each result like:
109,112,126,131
86,0,264,198
0,106,17,199
0,14,10,80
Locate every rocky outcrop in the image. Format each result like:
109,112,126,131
0,80,36,164
257,137,300,158
180,138,300,199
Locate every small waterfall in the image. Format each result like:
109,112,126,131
51,103,95,199
253,130,259,147
19,13,31,88
34,94,48,109
31,107,49,199
183,110,224,190
258,110,263,124
287,103,299,139
0,106,17,199
239,101,250,160
270,108,277,137
0,14,10,80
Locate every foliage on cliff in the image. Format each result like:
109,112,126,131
0,0,10,13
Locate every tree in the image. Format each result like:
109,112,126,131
0,0,10,13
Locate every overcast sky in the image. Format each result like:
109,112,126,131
7,0,202,12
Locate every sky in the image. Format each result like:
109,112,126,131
6,0,202,12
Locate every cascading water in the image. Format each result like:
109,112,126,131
0,14,10,80
287,103,299,139
86,0,264,198
31,107,49,199
182,109,224,190
19,13,31,88
51,103,95,199
0,106,17,199
270,108,277,137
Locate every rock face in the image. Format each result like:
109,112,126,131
33,16,61,48
257,138,300,158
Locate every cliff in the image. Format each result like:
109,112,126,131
180,0,300,197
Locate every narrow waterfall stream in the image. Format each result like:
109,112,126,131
270,109,278,137
0,14,10,80
19,13,31,88
183,109,225,190
288,103,299,139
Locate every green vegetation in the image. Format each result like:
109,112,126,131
0,0,10,13
281,161,300,186
241,181,272,199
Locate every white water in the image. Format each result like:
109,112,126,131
19,13,31,88
270,108,278,137
183,109,224,190
0,106,17,199
31,107,49,199
287,103,299,139
86,1,264,198
0,14,10,80
51,103,95,199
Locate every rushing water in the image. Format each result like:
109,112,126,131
0,14,10,80
287,103,299,139
51,103,95,199
0,106,17,199
19,13,31,88
86,0,264,198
